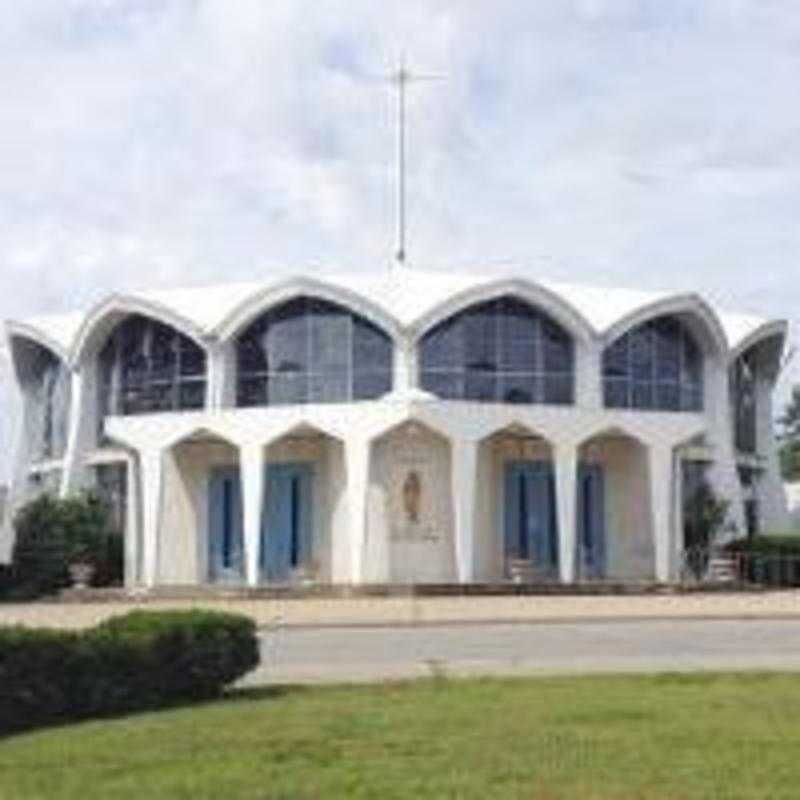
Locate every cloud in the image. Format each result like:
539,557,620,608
1,0,800,476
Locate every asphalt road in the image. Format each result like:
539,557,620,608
241,618,800,685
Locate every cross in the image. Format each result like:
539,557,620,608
387,58,443,267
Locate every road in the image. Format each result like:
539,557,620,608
242,618,800,685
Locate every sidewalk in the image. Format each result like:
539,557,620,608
2,590,800,630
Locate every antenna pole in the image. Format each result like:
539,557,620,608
386,60,442,270
397,64,406,265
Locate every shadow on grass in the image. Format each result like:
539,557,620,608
5,669,797,742
0,680,304,742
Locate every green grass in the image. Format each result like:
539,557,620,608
2,673,800,799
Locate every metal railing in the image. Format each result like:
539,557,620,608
736,552,800,587
679,546,800,588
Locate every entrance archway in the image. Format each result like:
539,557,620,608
577,430,654,581
477,424,557,583
366,421,456,584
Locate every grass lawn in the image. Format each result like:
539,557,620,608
1,672,799,799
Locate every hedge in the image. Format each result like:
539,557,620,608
0,610,260,736
726,534,800,556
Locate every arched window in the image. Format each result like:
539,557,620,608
732,351,757,453
236,297,393,406
419,296,574,404
23,343,70,462
99,315,207,416
602,315,703,412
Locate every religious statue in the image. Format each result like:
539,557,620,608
402,470,422,524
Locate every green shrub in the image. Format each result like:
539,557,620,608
10,492,122,599
10,495,71,597
726,533,800,556
0,610,259,735
0,565,14,599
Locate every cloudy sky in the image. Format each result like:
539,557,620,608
1,1,799,475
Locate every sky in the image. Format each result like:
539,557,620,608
1,0,800,476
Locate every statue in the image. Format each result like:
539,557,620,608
402,470,421,524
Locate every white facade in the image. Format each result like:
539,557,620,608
2,266,789,586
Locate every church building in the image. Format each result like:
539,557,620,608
1,266,788,587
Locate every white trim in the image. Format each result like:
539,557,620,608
212,276,403,344
601,293,728,358
70,294,209,367
409,277,595,344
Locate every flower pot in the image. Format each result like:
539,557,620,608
68,562,95,590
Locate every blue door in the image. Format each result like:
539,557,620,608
577,464,605,579
261,462,313,582
208,467,244,582
504,461,558,575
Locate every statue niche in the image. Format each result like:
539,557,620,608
402,470,421,524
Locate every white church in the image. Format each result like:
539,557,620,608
1,266,789,588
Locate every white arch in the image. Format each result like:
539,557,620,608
166,426,240,452
729,319,788,364
6,321,69,366
576,423,650,450
212,276,403,345
601,293,728,358
69,294,210,368
410,278,595,344
478,419,556,447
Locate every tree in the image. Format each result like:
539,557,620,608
683,480,730,580
9,491,122,599
777,385,800,481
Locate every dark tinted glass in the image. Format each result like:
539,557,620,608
236,296,393,406
98,314,207,418
602,315,703,412
419,296,574,405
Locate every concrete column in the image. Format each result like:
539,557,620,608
649,443,674,583
140,448,164,588
705,358,746,538
240,442,265,587
59,368,85,497
554,443,578,583
393,339,417,392
575,339,603,410
2,383,33,562
206,340,236,411
345,437,371,584
673,454,685,574
451,438,479,583
124,454,140,587
755,376,789,531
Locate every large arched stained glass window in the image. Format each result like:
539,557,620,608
419,296,575,404
236,297,393,406
602,315,703,412
22,343,70,462
99,315,207,416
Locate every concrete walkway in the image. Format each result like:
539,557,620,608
244,617,800,685
2,589,800,630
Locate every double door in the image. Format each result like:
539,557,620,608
503,460,606,580
208,462,313,583
504,461,558,575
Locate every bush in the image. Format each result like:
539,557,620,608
0,565,14,599
10,492,123,599
0,610,260,735
726,534,800,556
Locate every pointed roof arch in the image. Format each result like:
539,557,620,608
601,292,728,358
410,277,594,344
212,275,403,344
729,319,788,362
6,320,70,365
70,293,210,367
